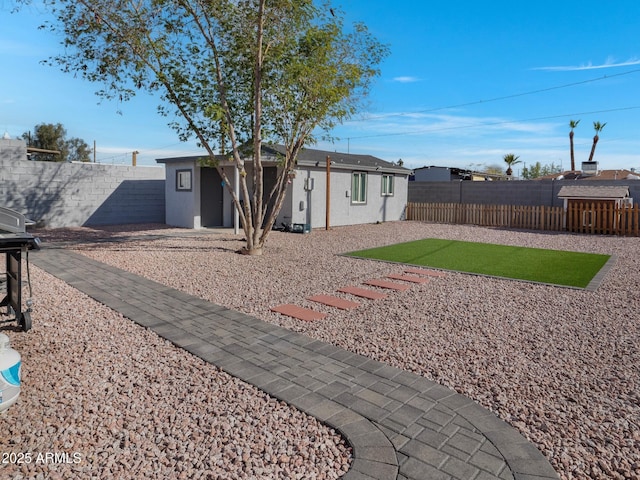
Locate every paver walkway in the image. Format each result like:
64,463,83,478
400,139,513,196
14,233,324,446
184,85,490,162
32,247,559,480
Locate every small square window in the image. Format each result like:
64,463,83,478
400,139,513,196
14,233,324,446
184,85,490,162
381,174,394,196
176,169,192,191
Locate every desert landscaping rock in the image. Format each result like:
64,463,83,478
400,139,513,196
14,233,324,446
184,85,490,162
0,268,351,479
4,221,639,480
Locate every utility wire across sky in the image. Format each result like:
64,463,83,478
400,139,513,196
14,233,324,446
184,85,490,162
97,68,640,162
356,68,640,121
348,105,640,140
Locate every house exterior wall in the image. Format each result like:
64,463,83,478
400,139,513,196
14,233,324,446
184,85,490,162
280,167,408,228
162,162,256,229
163,160,199,228
1,139,165,228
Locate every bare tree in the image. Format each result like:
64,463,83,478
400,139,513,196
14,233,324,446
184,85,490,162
27,0,388,254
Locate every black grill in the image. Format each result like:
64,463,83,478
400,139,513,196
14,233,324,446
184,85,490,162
0,207,40,332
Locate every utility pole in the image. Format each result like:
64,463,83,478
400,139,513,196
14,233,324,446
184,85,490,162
93,140,96,163
132,150,139,167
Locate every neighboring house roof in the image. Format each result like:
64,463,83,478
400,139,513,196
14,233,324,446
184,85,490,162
413,165,470,174
411,165,508,181
157,144,410,175
557,185,630,199
537,169,640,181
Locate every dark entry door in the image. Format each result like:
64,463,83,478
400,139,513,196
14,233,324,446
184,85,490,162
201,168,224,227
262,166,278,226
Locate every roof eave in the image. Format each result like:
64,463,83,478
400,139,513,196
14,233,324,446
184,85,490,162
296,159,410,174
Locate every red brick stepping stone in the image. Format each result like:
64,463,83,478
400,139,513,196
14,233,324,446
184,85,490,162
270,304,327,321
405,268,447,277
308,295,360,310
387,273,430,284
337,286,388,300
363,279,411,291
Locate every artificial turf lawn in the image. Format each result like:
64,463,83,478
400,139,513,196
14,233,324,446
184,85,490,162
346,238,611,288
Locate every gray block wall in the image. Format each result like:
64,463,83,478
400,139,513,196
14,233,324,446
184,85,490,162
409,180,640,207
1,139,165,228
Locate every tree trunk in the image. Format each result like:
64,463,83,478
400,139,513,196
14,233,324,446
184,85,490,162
239,246,263,256
588,135,599,162
244,0,266,256
569,131,575,171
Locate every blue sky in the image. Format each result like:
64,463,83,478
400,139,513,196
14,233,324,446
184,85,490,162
2,0,640,174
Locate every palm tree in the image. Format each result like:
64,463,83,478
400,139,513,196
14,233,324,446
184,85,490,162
569,119,580,171
587,121,606,162
503,153,521,176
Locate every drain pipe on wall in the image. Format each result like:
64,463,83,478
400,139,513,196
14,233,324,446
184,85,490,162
326,155,331,230
234,164,240,235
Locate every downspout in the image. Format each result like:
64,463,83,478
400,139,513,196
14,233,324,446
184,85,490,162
234,164,239,234
326,155,331,230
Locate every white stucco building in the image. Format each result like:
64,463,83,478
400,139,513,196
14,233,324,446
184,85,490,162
157,145,410,230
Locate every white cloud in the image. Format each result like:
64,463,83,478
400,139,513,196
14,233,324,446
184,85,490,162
533,57,640,71
392,76,421,83
346,112,557,139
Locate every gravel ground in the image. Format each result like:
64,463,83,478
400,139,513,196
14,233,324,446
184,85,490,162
0,266,351,479
5,221,640,480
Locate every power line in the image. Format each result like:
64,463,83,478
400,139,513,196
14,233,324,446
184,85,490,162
357,68,640,121
347,105,640,140
94,69,640,161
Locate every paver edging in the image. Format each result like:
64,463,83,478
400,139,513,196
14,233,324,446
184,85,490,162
452,396,560,479
186,346,401,480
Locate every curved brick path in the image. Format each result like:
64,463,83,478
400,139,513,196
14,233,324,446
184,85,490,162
32,247,559,480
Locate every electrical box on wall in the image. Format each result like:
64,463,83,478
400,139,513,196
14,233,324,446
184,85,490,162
304,178,314,191
299,201,305,211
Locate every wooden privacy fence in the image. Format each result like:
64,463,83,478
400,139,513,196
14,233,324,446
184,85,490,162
406,202,640,236
566,201,639,236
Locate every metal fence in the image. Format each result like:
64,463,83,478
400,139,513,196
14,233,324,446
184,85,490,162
406,202,640,236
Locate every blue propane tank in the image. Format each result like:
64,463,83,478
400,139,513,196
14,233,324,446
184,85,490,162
0,333,21,413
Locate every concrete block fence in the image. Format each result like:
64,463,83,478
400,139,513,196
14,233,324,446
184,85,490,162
409,179,640,207
1,140,165,228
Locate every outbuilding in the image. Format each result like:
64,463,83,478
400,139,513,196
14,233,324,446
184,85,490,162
157,144,410,230
558,185,633,231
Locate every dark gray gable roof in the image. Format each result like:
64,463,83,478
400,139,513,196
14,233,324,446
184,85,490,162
156,154,213,164
262,144,410,174
157,144,410,174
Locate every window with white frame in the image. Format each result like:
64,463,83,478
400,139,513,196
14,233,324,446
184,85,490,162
176,169,192,191
351,172,367,204
381,174,394,196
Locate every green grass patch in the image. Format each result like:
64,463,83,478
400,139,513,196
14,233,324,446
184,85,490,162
346,238,611,288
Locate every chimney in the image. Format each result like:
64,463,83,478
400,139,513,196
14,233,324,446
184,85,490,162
581,161,598,176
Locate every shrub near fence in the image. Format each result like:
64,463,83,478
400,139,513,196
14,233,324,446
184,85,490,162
406,202,640,236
